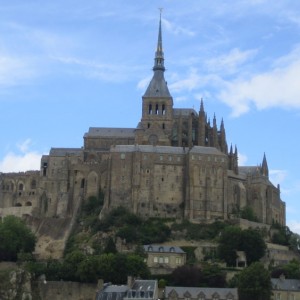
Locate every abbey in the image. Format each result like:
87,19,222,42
0,16,285,227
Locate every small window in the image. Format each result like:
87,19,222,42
121,153,125,159
18,183,24,191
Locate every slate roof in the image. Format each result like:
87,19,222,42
143,70,171,98
239,166,261,175
144,245,185,254
165,286,238,299
271,278,300,291
96,284,129,300
173,108,198,117
96,280,158,300
84,127,135,138
110,145,186,154
110,145,224,156
49,148,82,157
189,146,226,156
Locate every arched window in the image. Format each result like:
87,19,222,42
148,104,152,114
155,104,159,115
25,201,32,206
31,179,37,189
19,183,24,191
162,104,166,115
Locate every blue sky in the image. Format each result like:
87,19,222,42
0,1,300,233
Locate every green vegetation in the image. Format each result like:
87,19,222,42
217,226,266,266
237,262,272,300
171,220,228,240
170,264,226,287
0,215,36,261
271,259,300,279
25,252,150,284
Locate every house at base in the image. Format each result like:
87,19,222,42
96,279,158,300
143,245,186,274
271,275,300,300
165,286,238,300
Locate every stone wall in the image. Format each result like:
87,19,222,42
37,281,97,300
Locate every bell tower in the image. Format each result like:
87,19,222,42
138,11,174,146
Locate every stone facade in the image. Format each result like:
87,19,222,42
0,16,285,231
143,245,186,274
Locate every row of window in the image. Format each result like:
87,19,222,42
120,153,225,164
191,155,225,163
1,181,37,192
153,256,182,264
148,103,166,115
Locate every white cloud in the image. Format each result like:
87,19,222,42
169,68,202,93
0,54,35,87
269,169,288,186
238,152,248,166
205,48,258,74
162,18,195,37
0,151,41,172
17,138,32,153
218,46,300,117
287,220,300,235
137,75,152,91
0,139,42,172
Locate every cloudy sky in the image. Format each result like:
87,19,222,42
0,0,300,233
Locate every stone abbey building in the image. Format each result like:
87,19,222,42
0,16,285,227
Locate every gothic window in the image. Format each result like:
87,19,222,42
81,178,85,188
18,183,24,191
162,104,166,115
149,104,152,114
31,179,36,189
155,104,159,115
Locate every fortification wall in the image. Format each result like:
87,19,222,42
37,281,97,300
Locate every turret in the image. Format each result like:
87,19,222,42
261,152,269,178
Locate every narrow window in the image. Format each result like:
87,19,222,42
155,104,159,115
81,178,85,188
162,104,165,115
149,104,152,114
148,123,151,128
162,123,165,129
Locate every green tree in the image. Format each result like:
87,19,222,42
62,250,85,281
240,228,266,265
218,226,242,266
103,237,117,254
0,215,36,261
218,226,266,266
238,262,272,300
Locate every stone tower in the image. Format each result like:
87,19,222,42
136,12,174,146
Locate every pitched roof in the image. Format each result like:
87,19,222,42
144,245,185,254
271,278,300,291
84,127,135,138
165,286,238,299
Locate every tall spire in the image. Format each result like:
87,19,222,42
153,10,165,71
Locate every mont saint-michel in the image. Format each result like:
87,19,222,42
0,12,286,260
